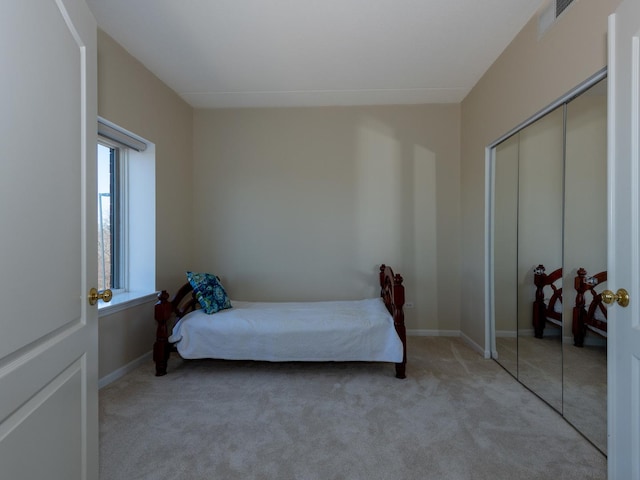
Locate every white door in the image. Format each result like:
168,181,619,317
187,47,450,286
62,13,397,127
0,1,98,479
608,0,640,477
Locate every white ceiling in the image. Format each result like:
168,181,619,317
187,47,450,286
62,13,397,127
86,0,544,109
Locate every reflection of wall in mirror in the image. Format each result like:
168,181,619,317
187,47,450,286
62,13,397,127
517,109,564,334
494,135,519,335
564,88,607,344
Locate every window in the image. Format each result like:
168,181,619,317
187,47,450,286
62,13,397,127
97,119,156,312
97,140,123,292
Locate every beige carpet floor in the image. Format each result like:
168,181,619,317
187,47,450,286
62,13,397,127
99,337,606,480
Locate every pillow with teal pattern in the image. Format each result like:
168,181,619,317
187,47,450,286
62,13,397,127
186,271,232,314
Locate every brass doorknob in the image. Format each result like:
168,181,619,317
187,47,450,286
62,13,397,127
601,288,630,307
88,287,113,305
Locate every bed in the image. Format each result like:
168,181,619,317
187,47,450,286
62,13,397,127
153,264,407,379
572,267,607,347
532,264,563,339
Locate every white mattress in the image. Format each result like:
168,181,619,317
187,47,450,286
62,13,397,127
587,325,607,337
169,297,404,363
593,307,607,323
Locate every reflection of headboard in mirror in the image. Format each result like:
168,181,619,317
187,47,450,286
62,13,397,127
532,265,563,339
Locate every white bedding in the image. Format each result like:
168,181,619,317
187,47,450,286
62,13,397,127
169,297,404,363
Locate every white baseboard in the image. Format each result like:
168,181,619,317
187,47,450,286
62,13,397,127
407,329,460,337
563,334,606,347
495,330,517,338
407,329,490,358
460,331,491,359
99,351,152,389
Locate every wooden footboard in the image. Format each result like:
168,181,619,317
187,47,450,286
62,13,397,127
154,264,408,378
572,267,607,347
379,264,407,379
153,283,200,376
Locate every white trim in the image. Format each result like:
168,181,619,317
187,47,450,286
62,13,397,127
563,335,606,347
119,146,129,292
98,291,157,317
99,351,152,389
485,145,493,360
495,330,517,338
407,329,460,337
460,331,491,358
98,117,147,152
407,329,492,359
607,12,618,474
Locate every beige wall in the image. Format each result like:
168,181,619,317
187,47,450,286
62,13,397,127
193,105,461,333
97,30,194,378
460,0,621,349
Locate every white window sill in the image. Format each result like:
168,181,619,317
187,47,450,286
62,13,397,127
98,290,158,317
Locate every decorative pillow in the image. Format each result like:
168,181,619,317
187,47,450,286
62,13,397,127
186,271,232,314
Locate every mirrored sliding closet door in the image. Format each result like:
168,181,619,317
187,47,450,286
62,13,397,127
490,73,607,454
562,78,607,453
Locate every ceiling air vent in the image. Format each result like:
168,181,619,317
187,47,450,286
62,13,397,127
556,0,575,18
538,0,576,38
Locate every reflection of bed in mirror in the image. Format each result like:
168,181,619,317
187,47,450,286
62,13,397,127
572,267,607,347
532,265,563,339
528,263,608,449
563,268,608,453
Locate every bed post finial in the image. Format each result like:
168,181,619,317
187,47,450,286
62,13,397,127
532,265,546,338
573,267,588,347
393,273,406,379
393,274,405,308
378,264,407,378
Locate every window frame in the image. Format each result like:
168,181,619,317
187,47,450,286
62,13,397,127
96,117,156,315
97,136,128,295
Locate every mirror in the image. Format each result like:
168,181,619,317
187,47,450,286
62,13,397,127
491,75,607,454
493,134,519,376
563,78,607,453
516,107,564,412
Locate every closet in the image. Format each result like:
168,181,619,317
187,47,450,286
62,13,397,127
490,72,607,454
